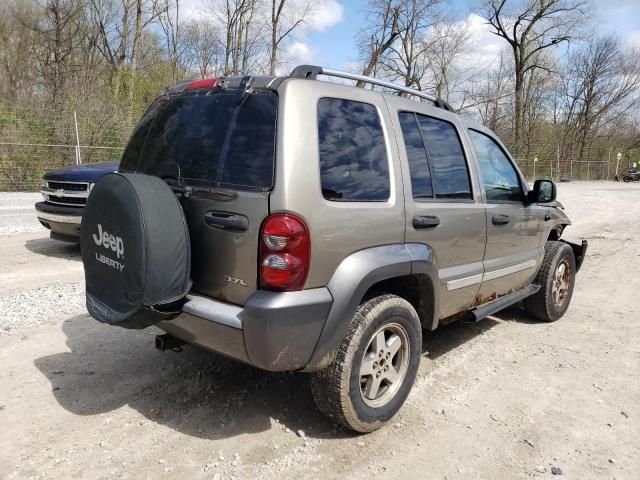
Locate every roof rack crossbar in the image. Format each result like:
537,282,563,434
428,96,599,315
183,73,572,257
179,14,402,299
290,64,454,112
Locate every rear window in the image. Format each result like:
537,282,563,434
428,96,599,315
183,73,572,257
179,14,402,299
317,98,390,202
120,90,277,190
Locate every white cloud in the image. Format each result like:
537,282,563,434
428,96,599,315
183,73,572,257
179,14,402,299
180,0,203,22
285,41,314,63
461,13,507,71
305,0,344,32
623,29,640,50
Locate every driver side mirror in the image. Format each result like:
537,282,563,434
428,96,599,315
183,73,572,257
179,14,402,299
528,179,556,203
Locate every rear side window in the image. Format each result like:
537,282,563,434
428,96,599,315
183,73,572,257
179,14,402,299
317,98,390,202
416,115,472,199
120,91,277,190
398,112,433,199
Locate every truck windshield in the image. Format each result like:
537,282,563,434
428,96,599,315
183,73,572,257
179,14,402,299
120,90,277,191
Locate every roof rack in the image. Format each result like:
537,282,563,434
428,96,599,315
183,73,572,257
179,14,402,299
290,65,455,113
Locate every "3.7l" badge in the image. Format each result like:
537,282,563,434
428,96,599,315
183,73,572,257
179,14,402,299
224,275,248,287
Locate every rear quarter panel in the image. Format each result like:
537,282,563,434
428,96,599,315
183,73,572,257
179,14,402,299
271,79,405,288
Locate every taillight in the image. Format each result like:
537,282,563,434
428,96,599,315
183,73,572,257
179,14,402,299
186,78,218,89
259,214,310,291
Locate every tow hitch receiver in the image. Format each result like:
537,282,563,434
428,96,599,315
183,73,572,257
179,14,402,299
155,333,186,352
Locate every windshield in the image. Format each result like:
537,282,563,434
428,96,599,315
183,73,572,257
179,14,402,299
120,90,278,191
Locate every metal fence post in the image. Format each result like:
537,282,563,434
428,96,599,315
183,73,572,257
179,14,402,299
570,158,573,181
73,111,82,165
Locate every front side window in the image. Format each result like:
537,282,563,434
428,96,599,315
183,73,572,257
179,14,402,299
317,98,390,202
468,130,523,202
416,115,472,200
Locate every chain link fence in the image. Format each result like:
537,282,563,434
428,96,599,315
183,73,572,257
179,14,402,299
1,105,638,191
0,105,132,191
515,150,637,182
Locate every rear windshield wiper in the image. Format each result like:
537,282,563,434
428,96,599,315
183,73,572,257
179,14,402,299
171,183,236,200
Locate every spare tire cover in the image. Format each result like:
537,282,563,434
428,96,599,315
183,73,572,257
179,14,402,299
81,172,191,328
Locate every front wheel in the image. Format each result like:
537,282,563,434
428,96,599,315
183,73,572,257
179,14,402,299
311,294,422,433
523,241,576,322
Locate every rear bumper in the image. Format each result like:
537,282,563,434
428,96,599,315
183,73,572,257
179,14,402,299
158,288,334,371
35,202,83,239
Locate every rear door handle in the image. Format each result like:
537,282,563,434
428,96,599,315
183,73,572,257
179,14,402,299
413,215,440,229
205,212,248,232
492,214,510,225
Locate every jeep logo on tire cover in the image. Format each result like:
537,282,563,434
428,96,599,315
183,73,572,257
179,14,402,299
93,224,124,259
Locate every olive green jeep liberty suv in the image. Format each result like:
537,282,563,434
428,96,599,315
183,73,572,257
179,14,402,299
81,65,587,433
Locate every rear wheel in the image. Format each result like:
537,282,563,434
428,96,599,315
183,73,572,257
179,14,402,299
311,294,422,433
523,241,576,322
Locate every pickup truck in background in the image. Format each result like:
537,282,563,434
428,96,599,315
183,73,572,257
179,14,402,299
36,162,119,242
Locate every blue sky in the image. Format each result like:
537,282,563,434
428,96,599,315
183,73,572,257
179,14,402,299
299,0,640,70
181,0,640,70
306,0,465,68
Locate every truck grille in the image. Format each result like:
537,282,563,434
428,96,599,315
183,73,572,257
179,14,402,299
47,181,88,192
42,181,90,207
49,196,87,206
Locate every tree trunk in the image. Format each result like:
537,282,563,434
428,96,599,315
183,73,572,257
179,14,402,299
513,68,524,149
129,0,143,105
270,0,278,75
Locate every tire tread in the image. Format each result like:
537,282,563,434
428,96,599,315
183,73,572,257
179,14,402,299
523,241,574,322
311,294,418,432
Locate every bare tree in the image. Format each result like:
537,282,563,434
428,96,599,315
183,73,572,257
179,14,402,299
519,51,556,156
465,50,513,133
208,0,260,76
269,0,315,75
0,1,40,104
356,0,403,87
183,19,224,77
384,0,441,89
32,0,85,107
87,0,133,95
158,0,181,83
423,20,471,102
481,0,588,148
561,35,640,163
128,0,161,101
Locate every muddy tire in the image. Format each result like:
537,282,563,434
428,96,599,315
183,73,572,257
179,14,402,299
310,294,422,433
523,241,576,322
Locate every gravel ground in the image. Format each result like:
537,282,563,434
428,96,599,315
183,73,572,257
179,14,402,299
0,193,43,237
0,182,639,480
0,283,84,333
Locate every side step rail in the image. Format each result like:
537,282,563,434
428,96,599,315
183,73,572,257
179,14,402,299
472,284,541,322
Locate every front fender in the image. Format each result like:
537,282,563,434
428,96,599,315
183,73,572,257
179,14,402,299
303,243,438,371
544,206,571,239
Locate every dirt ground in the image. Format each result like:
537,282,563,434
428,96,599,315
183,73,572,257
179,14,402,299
0,182,638,480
